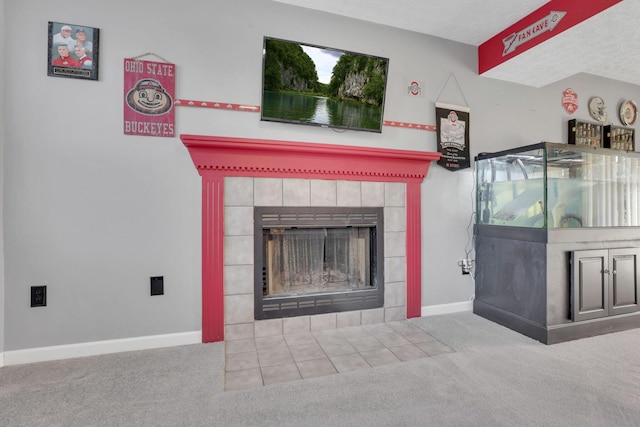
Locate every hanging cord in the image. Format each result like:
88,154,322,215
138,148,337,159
435,72,470,111
455,163,477,284
130,52,172,63
464,162,477,260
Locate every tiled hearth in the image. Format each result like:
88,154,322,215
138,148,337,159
224,177,407,340
224,319,454,391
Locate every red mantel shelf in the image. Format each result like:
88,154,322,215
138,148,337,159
181,134,441,342
182,134,440,182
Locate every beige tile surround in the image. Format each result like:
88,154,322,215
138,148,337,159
223,177,407,341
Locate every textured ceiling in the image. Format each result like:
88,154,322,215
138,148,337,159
273,0,636,88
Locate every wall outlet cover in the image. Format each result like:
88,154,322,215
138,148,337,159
150,276,164,296
31,285,47,307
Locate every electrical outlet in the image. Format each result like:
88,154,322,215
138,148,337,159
31,285,47,307
150,276,164,296
458,259,473,275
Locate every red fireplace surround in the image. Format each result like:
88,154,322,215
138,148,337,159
181,134,441,342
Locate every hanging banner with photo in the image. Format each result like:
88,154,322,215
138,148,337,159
435,102,470,171
123,58,175,137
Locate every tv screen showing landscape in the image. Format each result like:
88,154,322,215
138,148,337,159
261,37,389,133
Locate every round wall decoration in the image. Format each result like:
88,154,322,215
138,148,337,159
619,100,638,126
588,96,607,122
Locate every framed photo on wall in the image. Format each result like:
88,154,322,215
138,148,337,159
47,21,100,80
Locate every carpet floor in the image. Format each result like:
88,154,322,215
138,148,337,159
1,311,639,426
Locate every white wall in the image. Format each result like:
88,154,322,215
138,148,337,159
0,0,6,357
3,0,640,352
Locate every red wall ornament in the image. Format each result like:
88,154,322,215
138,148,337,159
562,88,579,114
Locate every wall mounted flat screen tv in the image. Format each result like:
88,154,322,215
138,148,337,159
261,37,389,133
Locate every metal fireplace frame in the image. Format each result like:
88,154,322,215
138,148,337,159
254,206,384,320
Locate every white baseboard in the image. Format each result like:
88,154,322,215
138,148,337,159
421,300,473,317
2,331,202,366
1,303,474,367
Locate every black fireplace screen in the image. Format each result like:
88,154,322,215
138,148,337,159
254,207,384,319
265,227,373,297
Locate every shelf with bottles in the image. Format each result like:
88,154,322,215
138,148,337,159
604,125,634,151
568,119,603,148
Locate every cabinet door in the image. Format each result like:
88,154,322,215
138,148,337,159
571,250,608,321
609,248,640,315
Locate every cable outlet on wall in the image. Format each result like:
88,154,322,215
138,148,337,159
150,276,164,296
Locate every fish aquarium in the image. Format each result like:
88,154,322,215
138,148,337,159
476,142,640,228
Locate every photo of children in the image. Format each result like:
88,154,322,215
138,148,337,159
52,43,81,68
48,21,100,80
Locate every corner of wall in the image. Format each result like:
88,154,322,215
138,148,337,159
421,300,473,317
0,0,6,356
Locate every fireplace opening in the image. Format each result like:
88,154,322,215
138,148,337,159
254,207,384,320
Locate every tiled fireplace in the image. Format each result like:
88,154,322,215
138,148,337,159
181,135,440,342
225,177,403,339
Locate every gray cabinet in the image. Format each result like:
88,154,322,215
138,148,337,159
474,142,640,343
571,248,640,321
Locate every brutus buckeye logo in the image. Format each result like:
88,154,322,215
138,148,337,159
126,78,173,115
